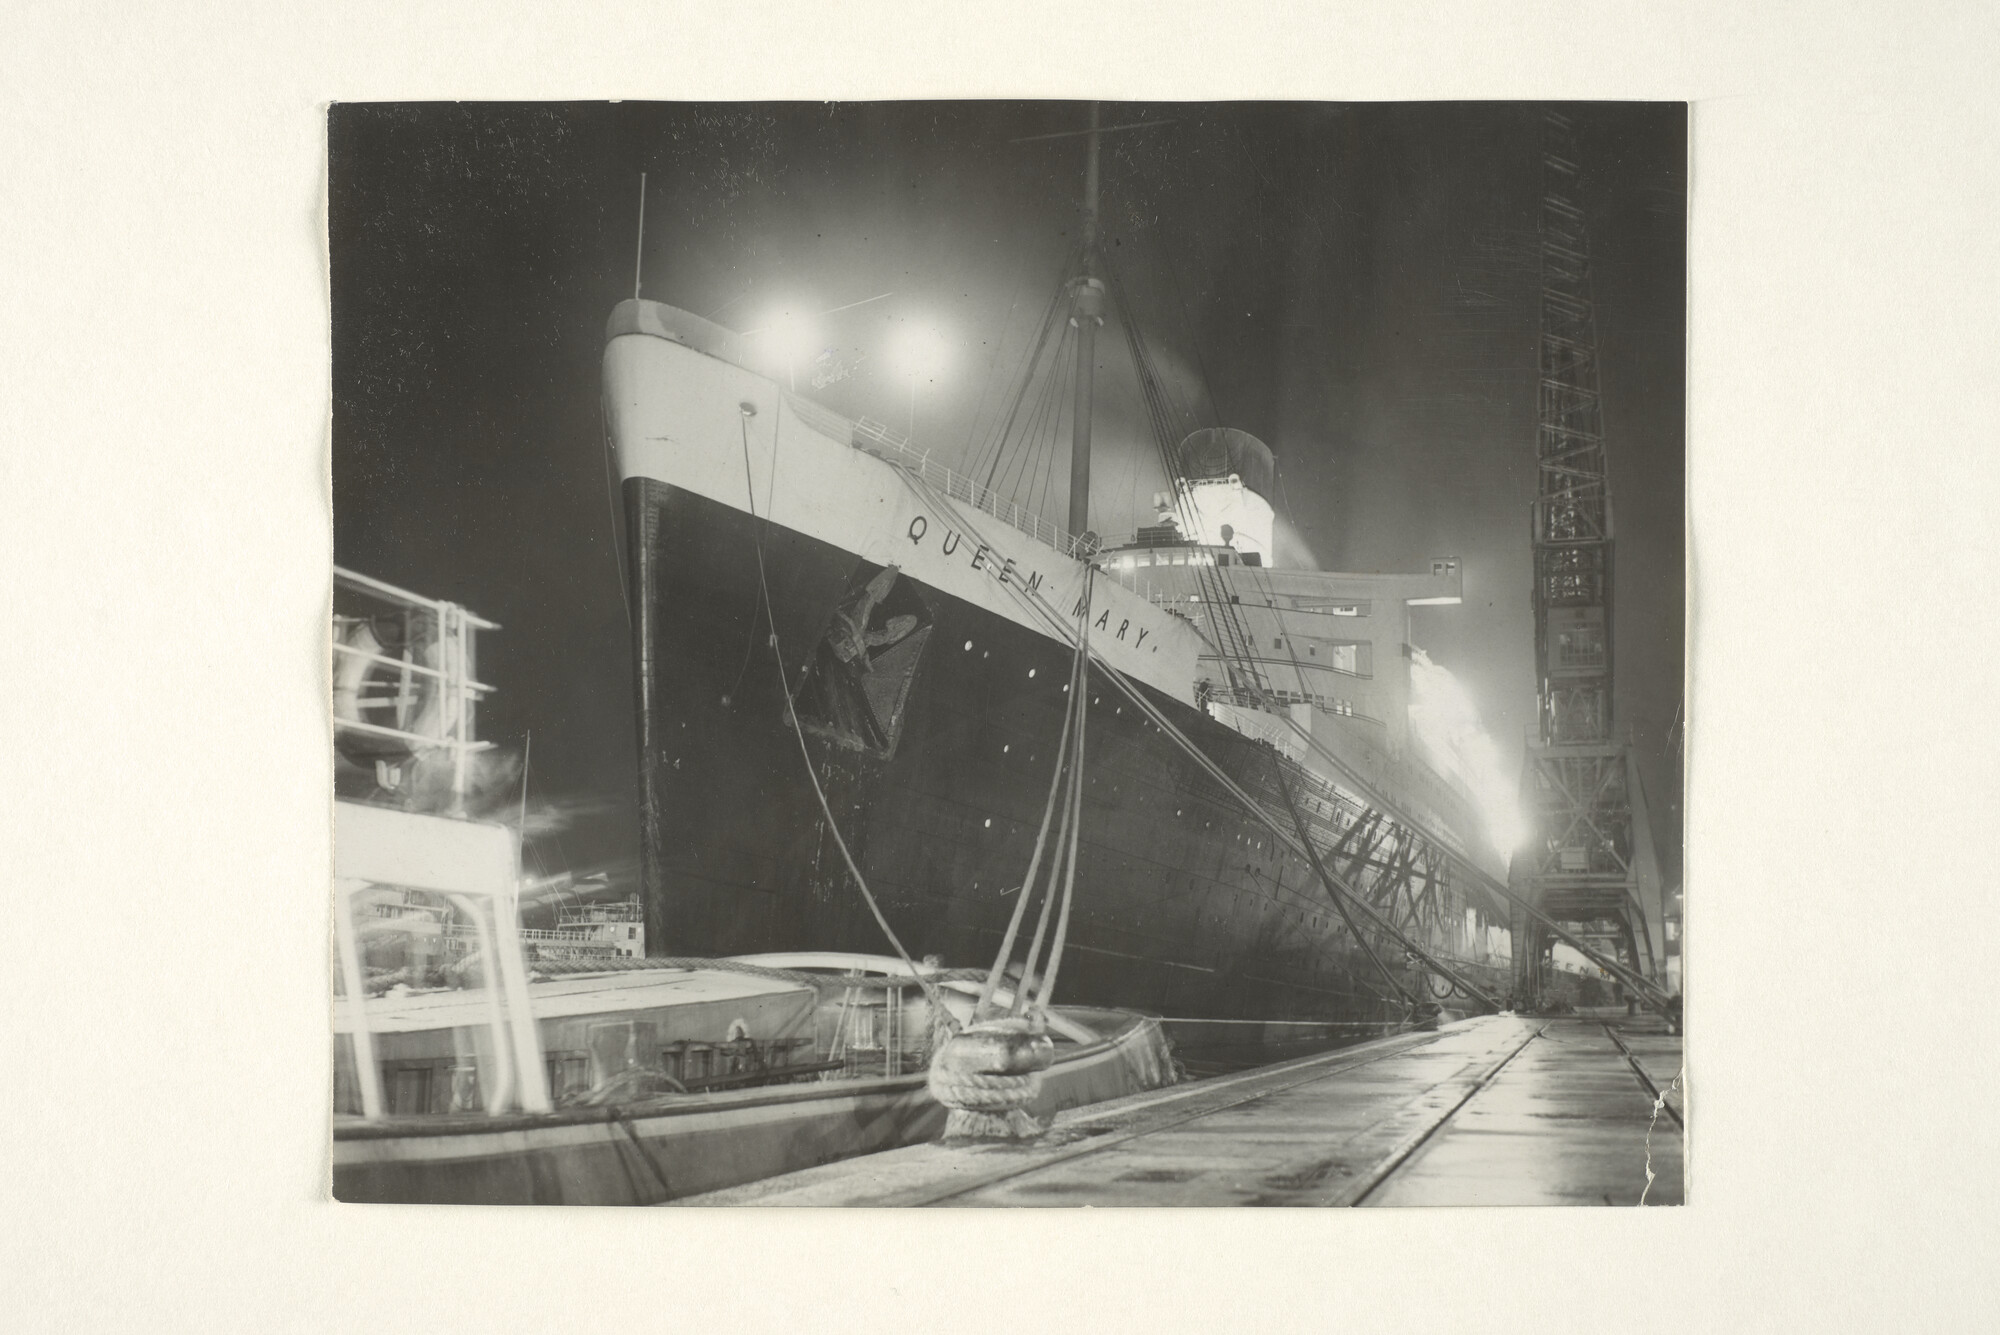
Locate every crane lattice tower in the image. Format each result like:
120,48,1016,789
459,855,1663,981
1510,110,1668,1005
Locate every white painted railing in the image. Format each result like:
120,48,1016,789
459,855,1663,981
785,393,1124,561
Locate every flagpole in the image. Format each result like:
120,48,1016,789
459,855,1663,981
633,172,647,301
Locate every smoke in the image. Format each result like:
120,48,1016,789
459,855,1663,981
518,791,632,842
918,279,1248,542
1406,647,1522,858
391,743,630,866
519,855,642,915
1271,512,1322,571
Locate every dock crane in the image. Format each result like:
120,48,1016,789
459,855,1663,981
1510,110,1671,1008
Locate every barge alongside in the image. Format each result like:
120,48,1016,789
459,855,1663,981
329,568,1175,1205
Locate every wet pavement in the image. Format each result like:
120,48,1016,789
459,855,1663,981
681,1011,1684,1207
1366,1014,1684,1206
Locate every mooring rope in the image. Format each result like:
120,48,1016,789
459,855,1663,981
737,406,951,1020
1007,570,1091,1018
1025,568,1091,1013
1009,743,1073,1016
975,579,1088,1018
888,461,1501,1012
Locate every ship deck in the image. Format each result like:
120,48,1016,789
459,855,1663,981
678,1010,1684,1206
333,967,812,1033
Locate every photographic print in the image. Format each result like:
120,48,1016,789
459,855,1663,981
329,100,1685,1207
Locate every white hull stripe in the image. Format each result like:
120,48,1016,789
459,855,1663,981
604,332,1206,705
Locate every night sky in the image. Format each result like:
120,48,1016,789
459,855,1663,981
330,100,1685,891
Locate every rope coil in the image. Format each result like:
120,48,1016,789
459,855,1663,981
928,571,1094,1141
927,1016,1055,1140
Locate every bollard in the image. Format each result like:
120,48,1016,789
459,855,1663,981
927,1016,1056,1141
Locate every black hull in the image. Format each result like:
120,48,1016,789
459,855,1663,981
625,478,1506,1023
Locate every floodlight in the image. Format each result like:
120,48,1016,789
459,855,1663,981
891,321,950,383
750,304,819,363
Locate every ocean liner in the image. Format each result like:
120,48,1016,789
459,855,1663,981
604,118,1522,1027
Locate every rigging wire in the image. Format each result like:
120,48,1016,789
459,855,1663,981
892,461,1360,947
1261,627,1426,1008
1233,552,1630,989
1103,248,1263,677
958,246,1043,464
1106,253,1372,982
1000,318,1071,510
1027,327,1077,522
992,320,1050,499
890,461,1502,1008
866,230,1546,1013
994,330,1049,499
735,406,947,1017
1033,321,1075,493
1240,563,1487,1004
1271,750,1417,1010
950,211,1609,1005
972,245,1081,490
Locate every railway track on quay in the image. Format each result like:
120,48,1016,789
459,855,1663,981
684,1010,1686,1207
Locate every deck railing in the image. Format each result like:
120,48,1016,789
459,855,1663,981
786,393,1124,561
332,567,497,800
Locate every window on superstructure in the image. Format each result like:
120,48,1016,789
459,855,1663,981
1555,623,1606,669
1279,637,1371,677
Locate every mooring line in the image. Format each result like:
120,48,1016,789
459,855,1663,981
906,1021,1555,1208
895,1026,1469,1207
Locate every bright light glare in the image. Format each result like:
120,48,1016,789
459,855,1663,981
754,305,819,366
1406,647,1525,859
891,321,950,382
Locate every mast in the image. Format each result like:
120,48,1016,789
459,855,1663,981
633,172,647,301
1066,103,1106,544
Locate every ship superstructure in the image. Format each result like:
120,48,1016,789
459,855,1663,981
605,291,1518,1023
600,108,1542,1026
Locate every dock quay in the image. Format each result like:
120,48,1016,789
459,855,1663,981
682,1010,1684,1207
